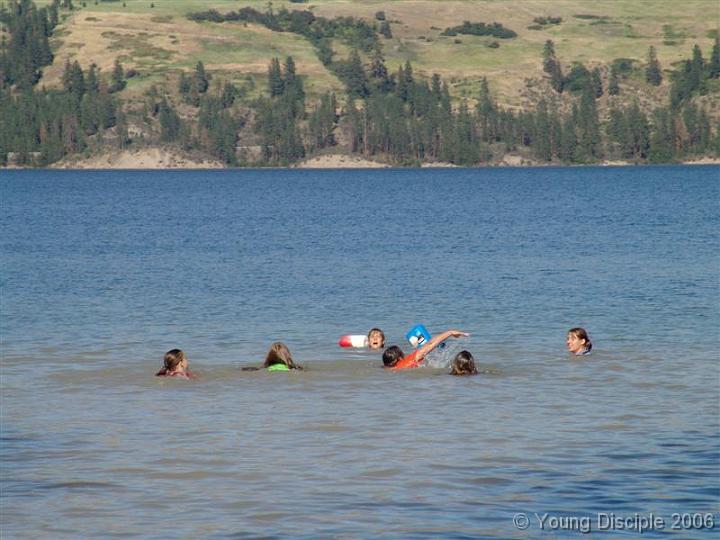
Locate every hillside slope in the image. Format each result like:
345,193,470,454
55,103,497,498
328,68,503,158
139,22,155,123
4,0,718,168
39,0,718,107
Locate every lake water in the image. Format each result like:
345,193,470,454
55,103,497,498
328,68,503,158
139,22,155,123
1,166,718,538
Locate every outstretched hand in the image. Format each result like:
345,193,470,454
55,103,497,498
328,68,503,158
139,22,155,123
448,330,469,338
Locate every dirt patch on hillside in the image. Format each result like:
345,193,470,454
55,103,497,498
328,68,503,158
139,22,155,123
295,154,390,168
51,148,223,169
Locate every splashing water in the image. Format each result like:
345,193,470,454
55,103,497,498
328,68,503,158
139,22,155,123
423,339,467,368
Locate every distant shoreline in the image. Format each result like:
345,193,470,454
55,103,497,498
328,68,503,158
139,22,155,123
4,149,719,170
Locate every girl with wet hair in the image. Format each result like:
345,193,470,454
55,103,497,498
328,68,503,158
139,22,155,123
156,349,195,379
263,342,303,371
450,350,478,376
566,327,592,355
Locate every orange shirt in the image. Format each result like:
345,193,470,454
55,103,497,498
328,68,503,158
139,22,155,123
391,350,421,370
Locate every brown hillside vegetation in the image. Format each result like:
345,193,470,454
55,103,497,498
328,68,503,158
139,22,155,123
38,0,718,108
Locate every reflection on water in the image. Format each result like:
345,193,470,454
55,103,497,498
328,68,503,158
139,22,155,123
1,167,718,538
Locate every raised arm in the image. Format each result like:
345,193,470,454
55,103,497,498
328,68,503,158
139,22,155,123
415,329,469,362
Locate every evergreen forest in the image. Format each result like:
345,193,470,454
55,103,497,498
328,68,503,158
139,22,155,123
1,0,719,167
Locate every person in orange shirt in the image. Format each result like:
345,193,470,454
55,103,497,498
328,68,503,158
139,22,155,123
382,329,469,370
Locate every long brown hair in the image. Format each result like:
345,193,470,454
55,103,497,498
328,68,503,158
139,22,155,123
156,349,186,376
450,350,478,376
568,327,592,351
264,342,302,369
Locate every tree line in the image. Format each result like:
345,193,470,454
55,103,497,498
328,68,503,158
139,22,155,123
1,0,719,167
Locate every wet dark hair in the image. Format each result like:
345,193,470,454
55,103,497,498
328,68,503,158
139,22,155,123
367,327,386,345
156,348,185,376
568,327,592,351
382,345,405,367
450,350,478,376
264,342,303,370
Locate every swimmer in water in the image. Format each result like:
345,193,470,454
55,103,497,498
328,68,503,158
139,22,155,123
450,350,478,376
264,342,304,371
566,327,592,356
367,328,386,350
241,342,304,371
383,329,469,370
156,349,195,379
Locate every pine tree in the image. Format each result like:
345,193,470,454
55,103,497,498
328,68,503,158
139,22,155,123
452,101,479,165
542,40,556,74
194,61,209,94
308,92,337,151
533,99,552,161
606,106,626,155
709,36,720,79
560,107,578,162
577,83,601,161
282,55,304,115
344,97,363,153
369,49,391,93
99,93,117,129
267,57,284,97
395,61,414,102
549,106,562,159
591,67,603,98
476,77,498,142
608,65,620,95
61,58,74,92
49,2,59,27
110,59,126,93
68,60,85,99
345,50,368,98
221,81,237,108
116,110,130,148
648,107,676,162
80,93,99,135
542,40,563,92
626,101,650,160
431,73,442,98
178,71,191,98
86,63,99,94
697,108,711,152
159,98,181,142
645,46,662,86
689,44,705,94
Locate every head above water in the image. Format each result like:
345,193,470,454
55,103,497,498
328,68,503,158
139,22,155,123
367,328,386,350
157,348,188,376
566,327,592,354
450,350,478,376
382,345,405,367
264,342,299,369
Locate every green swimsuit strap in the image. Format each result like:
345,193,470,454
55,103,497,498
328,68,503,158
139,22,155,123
267,363,290,372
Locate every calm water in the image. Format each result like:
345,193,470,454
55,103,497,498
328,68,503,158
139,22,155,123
1,166,718,538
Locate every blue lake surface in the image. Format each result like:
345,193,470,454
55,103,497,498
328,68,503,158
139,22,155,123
1,166,719,538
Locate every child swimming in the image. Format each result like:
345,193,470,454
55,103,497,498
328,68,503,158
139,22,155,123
156,349,195,379
367,328,386,350
450,350,478,376
566,327,592,356
264,342,303,371
242,342,304,371
383,329,469,370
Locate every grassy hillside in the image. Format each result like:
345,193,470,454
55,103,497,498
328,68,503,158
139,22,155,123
38,0,718,108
